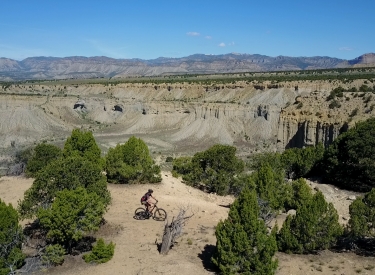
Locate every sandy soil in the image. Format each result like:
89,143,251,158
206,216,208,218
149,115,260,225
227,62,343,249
0,174,375,275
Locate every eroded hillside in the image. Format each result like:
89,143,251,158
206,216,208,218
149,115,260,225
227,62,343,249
0,77,374,157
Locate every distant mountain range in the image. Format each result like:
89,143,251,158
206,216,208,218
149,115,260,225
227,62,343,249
0,53,374,81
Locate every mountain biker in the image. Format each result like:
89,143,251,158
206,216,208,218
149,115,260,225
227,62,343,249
141,189,157,217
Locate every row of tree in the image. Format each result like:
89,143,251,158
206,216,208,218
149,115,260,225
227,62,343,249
173,118,375,196
1,130,161,274
171,118,375,274
212,177,375,274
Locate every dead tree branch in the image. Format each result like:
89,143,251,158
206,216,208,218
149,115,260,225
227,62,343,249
160,207,194,255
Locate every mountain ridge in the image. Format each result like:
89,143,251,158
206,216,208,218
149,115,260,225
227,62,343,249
0,53,373,81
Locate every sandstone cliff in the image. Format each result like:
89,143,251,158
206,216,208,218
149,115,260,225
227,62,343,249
0,78,374,155
277,84,375,149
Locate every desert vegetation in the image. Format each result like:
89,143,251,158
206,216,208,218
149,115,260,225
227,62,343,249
169,117,375,273
2,70,375,274
0,199,24,275
0,129,165,273
105,136,161,184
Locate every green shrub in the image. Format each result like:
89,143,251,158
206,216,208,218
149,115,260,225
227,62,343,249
281,143,324,180
0,199,25,275
277,191,343,253
38,187,105,253
348,188,375,238
172,156,193,175
63,129,105,168
105,136,161,184
328,100,341,109
359,84,369,93
83,238,115,264
212,188,278,274
42,244,65,267
171,170,179,178
323,118,375,191
173,145,244,195
248,152,284,173
251,163,291,210
287,178,313,210
25,143,62,177
349,108,359,117
18,156,110,219
327,86,344,100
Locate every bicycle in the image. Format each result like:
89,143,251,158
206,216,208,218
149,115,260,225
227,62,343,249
134,201,167,221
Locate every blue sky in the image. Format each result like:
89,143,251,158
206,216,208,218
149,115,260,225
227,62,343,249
0,0,373,60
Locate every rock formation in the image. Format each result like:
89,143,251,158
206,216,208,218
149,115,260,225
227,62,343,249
0,78,374,154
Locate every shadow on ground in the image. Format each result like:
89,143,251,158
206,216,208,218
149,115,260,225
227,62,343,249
198,244,218,272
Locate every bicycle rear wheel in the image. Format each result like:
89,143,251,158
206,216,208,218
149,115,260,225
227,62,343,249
153,208,167,221
134,207,147,220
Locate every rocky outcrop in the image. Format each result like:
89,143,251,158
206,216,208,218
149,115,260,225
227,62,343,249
73,99,86,110
277,85,375,149
277,115,348,149
1,79,374,153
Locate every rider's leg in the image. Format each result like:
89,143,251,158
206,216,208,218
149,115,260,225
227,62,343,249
149,204,155,213
146,203,154,218
146,202,153,213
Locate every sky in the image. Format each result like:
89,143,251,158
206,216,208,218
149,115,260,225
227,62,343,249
0,0,374,61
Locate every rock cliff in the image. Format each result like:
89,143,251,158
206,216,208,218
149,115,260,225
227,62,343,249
0,78,374,154
277,85,375,149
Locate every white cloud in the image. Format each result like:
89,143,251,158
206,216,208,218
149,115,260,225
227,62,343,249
218,42,226,47
339,47,354,51
205,36,212,39
228,42,235,46
187,32,200,36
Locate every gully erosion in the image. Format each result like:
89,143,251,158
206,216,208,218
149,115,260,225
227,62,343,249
0,79,373,155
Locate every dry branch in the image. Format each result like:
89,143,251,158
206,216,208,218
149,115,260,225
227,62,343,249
160,208,194,255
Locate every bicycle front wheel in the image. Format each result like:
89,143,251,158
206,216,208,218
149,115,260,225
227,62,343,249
134,207,146,220
153,208,167,221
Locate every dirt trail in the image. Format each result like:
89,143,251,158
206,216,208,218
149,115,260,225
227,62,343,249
1,174,374,275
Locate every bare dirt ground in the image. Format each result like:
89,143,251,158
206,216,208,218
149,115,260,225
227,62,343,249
1,174,375,275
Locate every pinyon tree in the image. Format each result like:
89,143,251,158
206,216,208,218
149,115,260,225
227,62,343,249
25,143,62,177
63,129,105,168
277,191,343,253
212,188,278,275
18,156,110,219
348,188,375,238
0,199,25,275
323,118,375,191
173,144,244,195
105,136,161,184
37,187,105,254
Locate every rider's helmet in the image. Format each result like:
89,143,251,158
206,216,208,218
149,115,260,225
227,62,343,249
148,189,153,193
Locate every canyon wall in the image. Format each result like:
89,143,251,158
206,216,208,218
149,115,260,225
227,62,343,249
0,79,373,154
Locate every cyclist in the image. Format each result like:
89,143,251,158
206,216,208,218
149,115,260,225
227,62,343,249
140,189,157,217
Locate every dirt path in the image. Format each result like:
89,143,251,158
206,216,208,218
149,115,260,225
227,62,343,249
1,174,374,275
